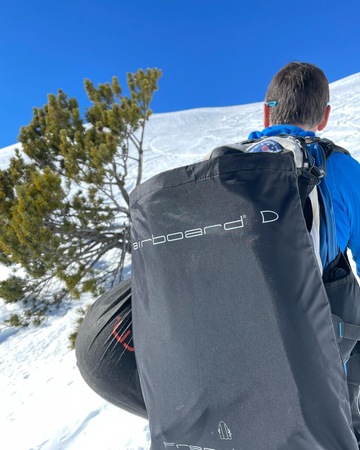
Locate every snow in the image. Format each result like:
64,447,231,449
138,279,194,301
1,72,360,450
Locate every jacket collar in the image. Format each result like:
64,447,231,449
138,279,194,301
248,125,316,140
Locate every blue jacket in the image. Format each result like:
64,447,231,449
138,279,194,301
248,125,360,276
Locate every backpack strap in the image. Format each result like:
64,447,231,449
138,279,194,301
304,137,351,160
332,314,360,343
333,144,351,155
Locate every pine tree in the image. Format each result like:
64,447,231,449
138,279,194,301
0,68,161,320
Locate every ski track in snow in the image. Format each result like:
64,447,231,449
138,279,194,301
1,73,360,450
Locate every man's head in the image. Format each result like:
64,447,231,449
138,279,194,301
264,62,331,132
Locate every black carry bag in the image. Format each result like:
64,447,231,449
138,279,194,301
76,136,360,448
75,279,147,418
130,142,360,449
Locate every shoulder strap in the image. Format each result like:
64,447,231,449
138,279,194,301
333,144,351,156
305,137,350,160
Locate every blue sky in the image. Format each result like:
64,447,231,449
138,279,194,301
1,0,359,148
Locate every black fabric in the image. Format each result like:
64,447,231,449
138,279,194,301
75,279,147,419
324,252,360,361
74,136,360,446
209,143,249,159
130,151,358,449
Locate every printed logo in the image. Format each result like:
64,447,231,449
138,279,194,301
112,315,134,352
260,210,279,223
133,210,279,251
218,421,232,440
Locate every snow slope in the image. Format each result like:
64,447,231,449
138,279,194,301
1,72,359,450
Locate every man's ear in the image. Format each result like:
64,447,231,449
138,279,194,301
317,104,331,131
264,103,270,128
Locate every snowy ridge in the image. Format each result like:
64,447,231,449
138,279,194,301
1,73,360,450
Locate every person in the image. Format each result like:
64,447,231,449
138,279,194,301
250,61,360,277
249,61,360,442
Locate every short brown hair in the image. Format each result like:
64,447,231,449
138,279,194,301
265,62,330,128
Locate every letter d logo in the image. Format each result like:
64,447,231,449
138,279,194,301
260,210,279,223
